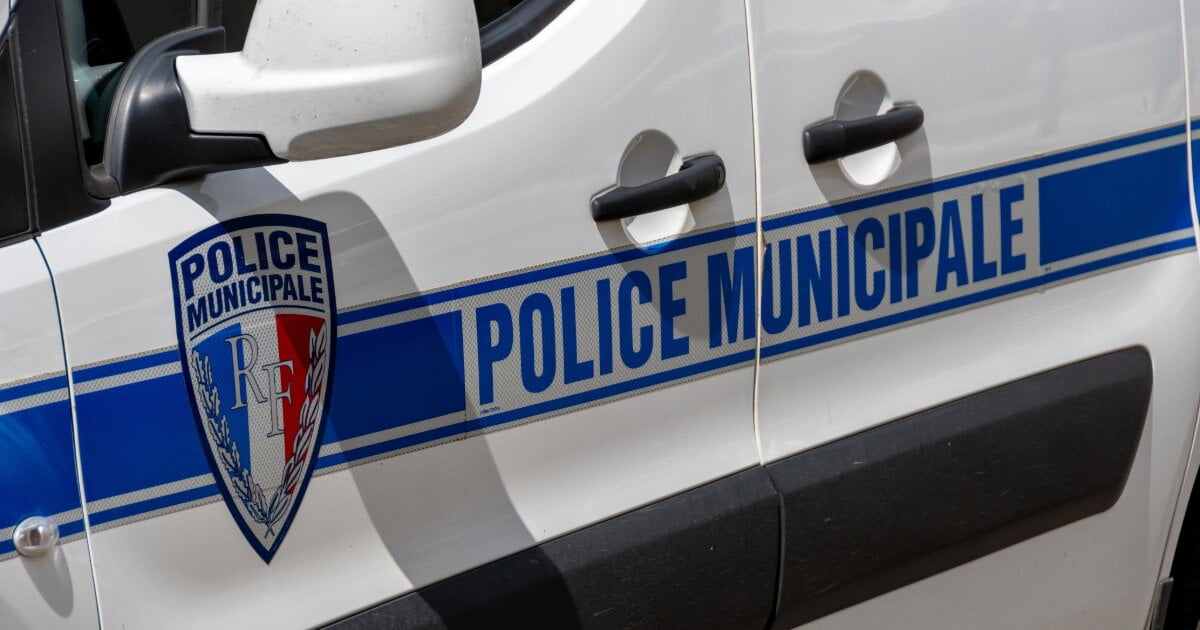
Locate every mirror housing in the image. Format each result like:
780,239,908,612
177,0,481,161
92,0,480,196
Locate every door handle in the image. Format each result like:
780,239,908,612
591,154,726,221
803,104,924,164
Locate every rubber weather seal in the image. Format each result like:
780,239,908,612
480,0,573,67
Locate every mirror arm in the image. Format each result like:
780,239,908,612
88,27,281,198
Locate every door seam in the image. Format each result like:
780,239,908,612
34,237,104,628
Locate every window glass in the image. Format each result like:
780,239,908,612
61,0,198,163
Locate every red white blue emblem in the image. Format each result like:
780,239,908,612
169,214,336,562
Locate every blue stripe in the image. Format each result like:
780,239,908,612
1040,144,1191,264
316,347,758,470
0,518,85,557
73,349,178,385
76,373,210,501
0,399,85,527
763,125,1187,233
73,235,1196,522
75,247,1199,524
0,374,66,403
325,312,466,443
762,237,1195,359
9,124,1188,537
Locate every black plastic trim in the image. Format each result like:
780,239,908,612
767,347,1153,628
0,29,33,246
11,0,109,235
591,154,726,221
803,103,925,164
91,27,280,197
327,467,780,630
480,0,574,67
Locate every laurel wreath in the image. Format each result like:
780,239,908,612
191,323,327,538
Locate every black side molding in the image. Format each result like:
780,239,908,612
327,467,780,630
480,0,574,67
768,347,1153,628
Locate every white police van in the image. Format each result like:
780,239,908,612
4,0,1200,628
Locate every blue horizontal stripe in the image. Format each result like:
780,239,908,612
0,374,66,403
762,237,1195,360
0,520,84,557
317,346,758,470
73,349,178,385
1040,144,1191,264
325,313,466,443
763,125,1187,232
0,400,84,527
58,518,86,539
11,123,1186,540
75,373,210,501
77,236,1195,522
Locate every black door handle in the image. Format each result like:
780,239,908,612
591,154,725,221
803,104,924,164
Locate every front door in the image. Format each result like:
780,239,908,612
36,1,767,627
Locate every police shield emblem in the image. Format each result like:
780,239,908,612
169,214,336,563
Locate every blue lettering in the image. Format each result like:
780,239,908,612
619,271,654,368
797,232,832,327
904,207,935,299
475,303,513,404
763,240,793,335
971,193,998,282
999,185,1026,274
597,279,613,376
282,274,298,301
296,233,321,272
561,287,594,385
186,301,207,332
232,236,257,274
836,226,851,317
311,278,324,304
246,276,263,304
854,218,885,311
181,254,205,300
658,261,689,360
269,231,295,269
267,274,284,301
888,213,904,303
254,232,270,270
207,242,234,284
936,200,969,292
518,293,556,394
707,246,755,347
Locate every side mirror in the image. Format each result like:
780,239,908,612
92,0,481,197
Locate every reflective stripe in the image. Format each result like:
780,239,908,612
0,122,1192,555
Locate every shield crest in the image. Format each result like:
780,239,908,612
169,214,336,563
